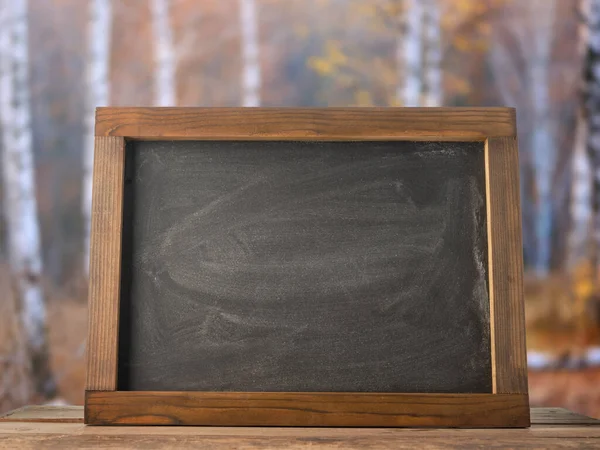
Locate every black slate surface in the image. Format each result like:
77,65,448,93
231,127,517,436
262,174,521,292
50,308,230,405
118,140,491,393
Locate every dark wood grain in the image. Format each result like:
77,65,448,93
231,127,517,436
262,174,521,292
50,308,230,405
485,137,528,394
85,136,125,391
4,406,591,426
85,391,529,427
95,107,516,141
118,140,491,394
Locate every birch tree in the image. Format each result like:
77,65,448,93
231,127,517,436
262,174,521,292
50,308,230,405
239,0,261,106
529,1,557,276
396,0,442,107
398,0,422,106
572,110,593,268
422,0,442,107
0,0,55,397
585,0,600,272
150,0,175,106
83,0,112,273
569,0,592,269
490,0,557,275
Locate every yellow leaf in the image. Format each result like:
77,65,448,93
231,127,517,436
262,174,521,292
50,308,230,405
326,41,348,66
308,57,335,76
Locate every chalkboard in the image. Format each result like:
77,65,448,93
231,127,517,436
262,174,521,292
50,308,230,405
117,139,491,393
85,108,529,427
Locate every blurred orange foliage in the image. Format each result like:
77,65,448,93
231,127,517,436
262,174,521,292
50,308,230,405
525,261,600,359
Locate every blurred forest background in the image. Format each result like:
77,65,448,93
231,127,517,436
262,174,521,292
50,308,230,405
1,0,600,418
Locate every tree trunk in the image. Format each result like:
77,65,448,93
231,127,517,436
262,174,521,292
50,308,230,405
490,0,557,274
422,0,442,107
83,0,112,274
0,0,55,398
397,0,422,106
150,0,176,106
239,0,261,107
586,0,600,273
529,0,557,276
569,0,592,269
490,0,557,276
571,109,593,267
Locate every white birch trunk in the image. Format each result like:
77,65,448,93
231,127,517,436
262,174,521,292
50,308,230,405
397,0,422,106
422,0,442,107
0,0,55,397
83,0,112,274
150,0,176,106
570,110,592,267
490,1,558,273
568,0,592,269
239,0,261,107
529,0,557,275
587,0,600,271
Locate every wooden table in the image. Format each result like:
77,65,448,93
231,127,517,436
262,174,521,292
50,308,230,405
1,406,599,448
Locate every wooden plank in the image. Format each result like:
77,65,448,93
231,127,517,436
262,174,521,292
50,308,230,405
0,407,597,428
3,406,595,426
0,407,597,449
530,408,600,425
85,392,530,427
85,136,126,391
485,137,528,394
95,107,516,141
0,406,83,423
3,422,600,437
1,420,600,450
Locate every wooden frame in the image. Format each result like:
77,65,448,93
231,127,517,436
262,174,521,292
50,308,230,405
85,107,529,427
